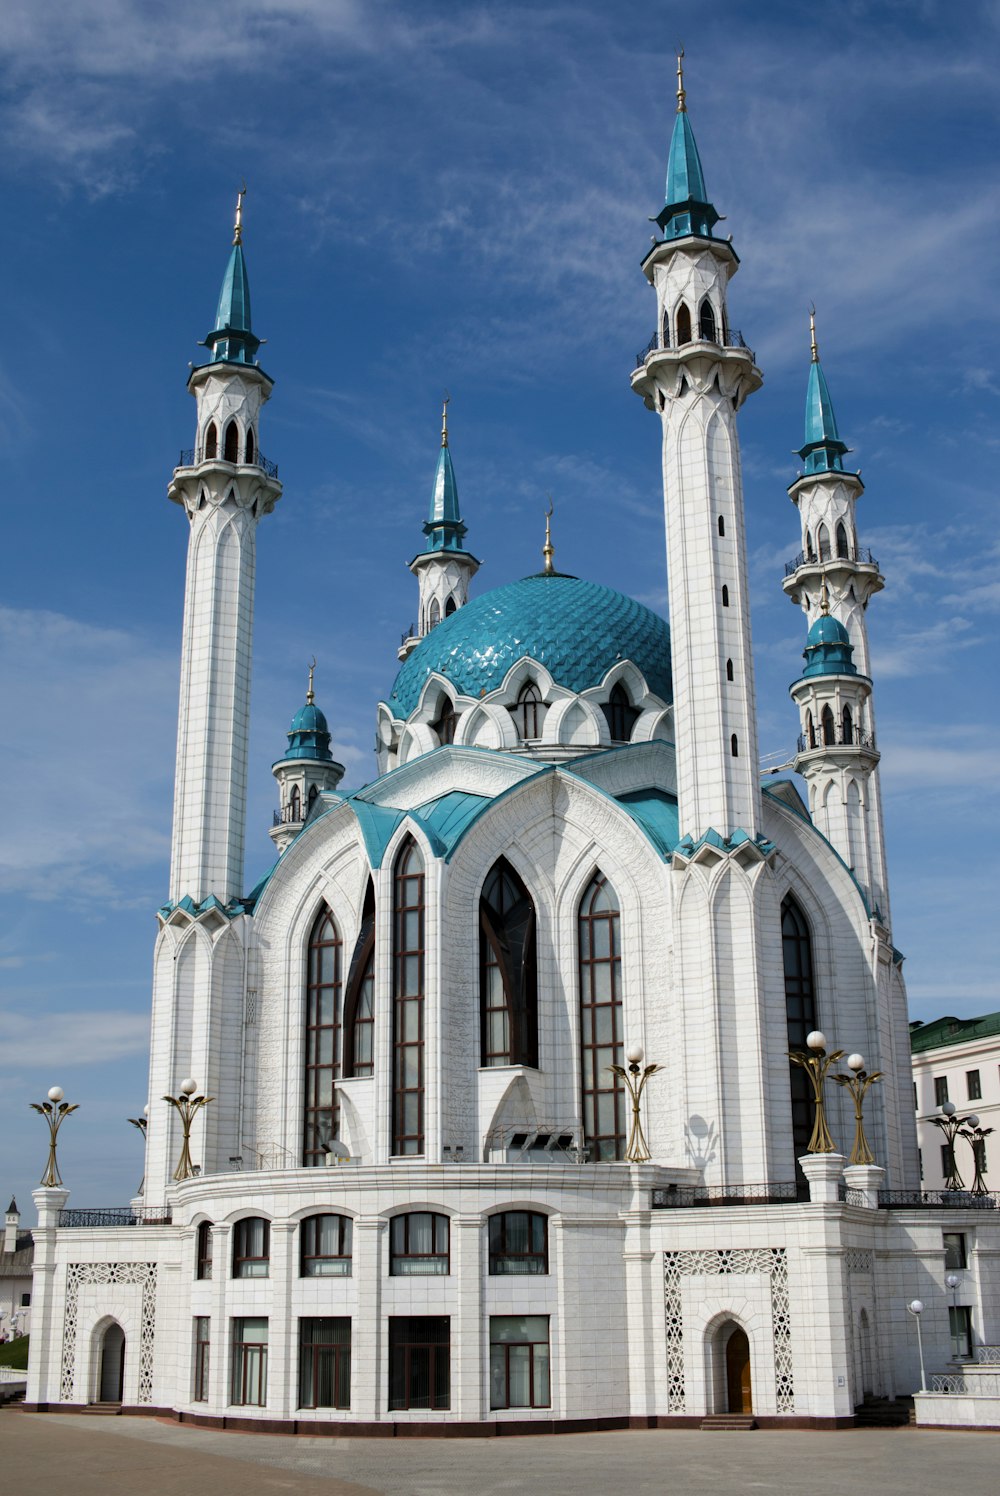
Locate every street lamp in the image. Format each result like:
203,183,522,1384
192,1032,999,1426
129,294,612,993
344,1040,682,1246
163,1079,213,1183
907,1299,927,1393
128,1105,149,1196
788,1031,844,1154
832,1053,883,1165
958,1116,993,1196
29,1086,79,1187
608,1042,661,1163
928,1102,977,1191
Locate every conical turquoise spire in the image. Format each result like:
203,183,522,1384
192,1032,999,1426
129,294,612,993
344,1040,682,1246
422,398,468,553
655,52,720,241
201,188,261,365
798,311,849,474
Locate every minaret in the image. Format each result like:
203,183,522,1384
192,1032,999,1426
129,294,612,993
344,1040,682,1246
3,1197,19,1255
166,190,282,906
631,54,763,840
782,316,889,918
398,399,480,661
270,662,345,855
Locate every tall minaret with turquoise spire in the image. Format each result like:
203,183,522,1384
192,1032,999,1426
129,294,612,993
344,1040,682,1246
632,53,763,841
398,398,480,661
783,314,890,920
166,190,282,906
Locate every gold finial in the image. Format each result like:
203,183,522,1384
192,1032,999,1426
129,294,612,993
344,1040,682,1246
809,303,819,363
819,577,830,615
233,182,247,246
307,656,316,705
441,391,450,448
676,46,687,113
543,498,555,575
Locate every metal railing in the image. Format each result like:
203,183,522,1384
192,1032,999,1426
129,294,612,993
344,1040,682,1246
272,804,303,827
785,546,879,577
841,1187,869,1208
878,1189,1000,1210
931,1372,1000,1395
177,447,279,479
797,726,877,754
976,1346,1000,1364
652,1181,798,1208
634,327,752,369
58,1206,173,1228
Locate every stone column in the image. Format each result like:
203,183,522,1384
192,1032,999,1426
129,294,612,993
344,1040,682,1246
268,1221,297,1419
353,1219,386,1420
450,1214,483,1420
800,1153,845,1203
209,1224,231,1410
842,1164,884,1210
26,1187,69,1406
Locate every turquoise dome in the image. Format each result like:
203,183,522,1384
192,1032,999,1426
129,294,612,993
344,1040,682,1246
387,573,672,717
290,702,329,735
808,615,849,647
277,699,334,763
800,614,857,678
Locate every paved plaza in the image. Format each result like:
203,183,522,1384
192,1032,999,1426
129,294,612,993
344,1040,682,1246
1,1410,998,1496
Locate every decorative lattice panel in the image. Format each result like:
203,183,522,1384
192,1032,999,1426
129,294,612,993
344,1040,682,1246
60,1262,157,1404
846,1248,873,1275
662,1246,793,1413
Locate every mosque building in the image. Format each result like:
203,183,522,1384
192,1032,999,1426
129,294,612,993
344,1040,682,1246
25,60,999,1431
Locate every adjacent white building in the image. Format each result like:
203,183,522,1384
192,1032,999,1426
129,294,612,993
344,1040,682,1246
25,61,1000,1432
912,1015,999,1193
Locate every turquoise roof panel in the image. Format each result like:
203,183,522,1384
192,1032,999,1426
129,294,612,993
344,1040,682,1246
415,790,492,853
386,573,672,718
203,242,260,365
615,788,679,860
656,108,721,241
422,444,467,553
799,357,849,474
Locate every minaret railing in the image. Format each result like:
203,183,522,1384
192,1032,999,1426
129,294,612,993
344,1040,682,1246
634,326,751,368
797,726,876,754
785,545,879,577
178,447,279,479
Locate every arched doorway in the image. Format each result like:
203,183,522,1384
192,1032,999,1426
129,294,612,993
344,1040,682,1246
858,1310,874,1399
97,1322,125,1403
725,1327,752,1414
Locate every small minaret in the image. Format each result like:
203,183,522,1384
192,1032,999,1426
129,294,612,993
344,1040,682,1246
3,1197,19,1254
166,190,282,906
782,316,890,918
398,399,480,661
631,54,763,839
270,662,345,854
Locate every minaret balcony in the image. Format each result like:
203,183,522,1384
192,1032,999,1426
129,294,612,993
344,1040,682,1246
177,446,279,479
633,326,753,371
796,726,878,755
784,545,878,579
273,804,304,827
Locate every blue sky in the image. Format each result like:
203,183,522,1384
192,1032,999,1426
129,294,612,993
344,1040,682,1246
1,0,998,1209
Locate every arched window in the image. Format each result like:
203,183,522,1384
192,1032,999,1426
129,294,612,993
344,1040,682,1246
512,681,545,741
204,422,218,460
578,872,624,1160
721,585,730,607
392,839,425,1154
300,1214,353,1276
660,305,671,349
726,658,734,682
304,907,343,1166
480,858,538,1067
822,705,836,745
718,514,725,537
432,697,456,745
289,784,301,822
731,734,739,757
389,1212,449,1274
602,683,640,743
196,1220,213,1280
817,522,830,561
488,1211,548,1274
344,880,375,1079
444,594,457,616
806,710,816,749
428,598,441,629
307,783,318,813
223,420,239,463
842,705,853,744
232,1217,270,1278
246,427,256,464
781,895,817,1192
676,302,692,345
699,297,717,342
836,521,850,559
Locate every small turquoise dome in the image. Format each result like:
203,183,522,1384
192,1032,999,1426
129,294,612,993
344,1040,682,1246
800,614,857,678
278,699,334,763
386,573,672,718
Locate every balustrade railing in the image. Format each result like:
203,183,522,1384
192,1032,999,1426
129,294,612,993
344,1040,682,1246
58,1206,173,1228
931,1372,1000,1395
652,1181,797,1208
785,546,879,577
797,726,876,754
634,327,752,369
877,1189,1000,1210
273,804,304,827
976,1345,1000,1364
177,447,279,478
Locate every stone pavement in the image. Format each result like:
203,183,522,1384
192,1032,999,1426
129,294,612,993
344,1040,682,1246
1,1410,998,1496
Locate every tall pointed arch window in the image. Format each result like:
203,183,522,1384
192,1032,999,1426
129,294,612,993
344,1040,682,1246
512,681,545,741
602,683,640,744
480,859,538,1068
578,872,625,1159
698,297,717,342
781,895,817,1193
842,705,854,744
822,705,836,745
432,698,456,746
289,784,302,823
304,908,343,1167
224,420,239,463
246,427,256,464
676,302,692,345
393,839,426,1154
204,422,218,460
428,598,441,630
836,521,850,558
344,881,375,1079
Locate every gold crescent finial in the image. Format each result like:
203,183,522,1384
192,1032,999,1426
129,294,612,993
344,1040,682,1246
441,391,450,448
307,656,316,705
809,303,819,363
543,497,555,574
234,182,247,246
676,46,687,113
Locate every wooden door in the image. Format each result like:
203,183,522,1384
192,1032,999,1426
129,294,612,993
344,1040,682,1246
725,1327,752,1414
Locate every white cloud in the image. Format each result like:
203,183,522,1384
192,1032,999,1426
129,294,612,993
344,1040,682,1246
0,1007,149,1065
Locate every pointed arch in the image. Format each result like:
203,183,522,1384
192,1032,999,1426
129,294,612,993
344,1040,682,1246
721,585,729,607
730,733,739,757
817,522,831,561
781,894,817,1189
822,704,836,745
480,858,538,1067
223,420,239,463
246,426,256,464
804,528,814,560
289,784,301,822
602,682,640,743
307,783,318,814
698,297,717,342
842,704,853,744
806,710,816,749
392,838,426,1154
343,880,375,1079
718,514,726,536
578,871,625,1159
304,905,343,1166
836,520,849,558
444,594,457,616
427,598,441,630
676,302,692,345
512,680,545,741
204,421,218,460
432,696,456,746
726,658,734,682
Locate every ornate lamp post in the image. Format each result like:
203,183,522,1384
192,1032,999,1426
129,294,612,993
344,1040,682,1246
788,1031,844,1154
907,1299,927,1392
609,1042,660,1163
958,1118,993,1196
163,1079,213,1183
928,1102,975,1191
128,1106,149,1195
832,1052,883,1165
29,1086,79,1187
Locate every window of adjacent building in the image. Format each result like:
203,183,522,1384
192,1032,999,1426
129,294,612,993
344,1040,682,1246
918,1148,923,1180
489,1316,551,1410
913,1082,918,1111
392,838,426,1154
488,1212,548,1275
949,1305,973,1360
196,1220,213,1280
943,1232,968,1270
232,1217,270,1278
934,1076,949,1106
389,1212,449,1276
343,880,375,1079
300,1214,353,1277
231,1318,268,1407
781,895,817,1194
941,1142,954,1181
578,871,625,1160
967,1070,982,1102
19,1292,30,1308
193,1317,210,1402
304,907,343,1166
388,1316,450,1410
480,858,538,1069
299,1318,351,1409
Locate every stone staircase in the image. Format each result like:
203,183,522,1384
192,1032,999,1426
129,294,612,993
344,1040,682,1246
854,1396,915,1428
699,1413,758,1431
80,1402,124,1416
